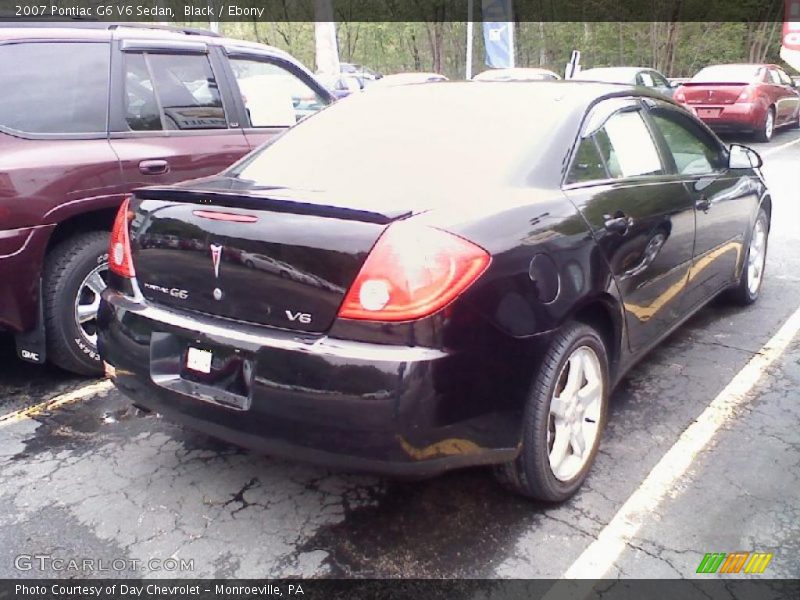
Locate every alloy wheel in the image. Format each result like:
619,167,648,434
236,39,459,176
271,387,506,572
547,345,604,482
74,263,108,347
765,110,774,140
747,217,767,296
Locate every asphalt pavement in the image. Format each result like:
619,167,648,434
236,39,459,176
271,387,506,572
1,129,799,579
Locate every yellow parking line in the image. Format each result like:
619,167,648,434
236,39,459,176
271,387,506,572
0,380,113,428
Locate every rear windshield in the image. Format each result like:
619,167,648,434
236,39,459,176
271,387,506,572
0,42,110,135
692,65,761,83
232,85,565,195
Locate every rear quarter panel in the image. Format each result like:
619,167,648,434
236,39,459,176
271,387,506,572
0,134,123,230
0,133,124,332
416,187,622,342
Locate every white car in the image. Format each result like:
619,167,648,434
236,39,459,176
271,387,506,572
369,72,448,88
473,67,561,82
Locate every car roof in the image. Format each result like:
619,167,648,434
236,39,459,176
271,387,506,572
700,63,774,69
422,79,672,104
581,67,649,74
474,67,561,82
481,67,557,74
333,80,681,129
0,22,291,60
378,72,446,82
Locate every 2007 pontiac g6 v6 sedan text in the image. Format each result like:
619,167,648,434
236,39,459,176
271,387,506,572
97,82,770,502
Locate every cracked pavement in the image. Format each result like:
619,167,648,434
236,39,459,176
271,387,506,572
611,338,800,578
1,131,799,579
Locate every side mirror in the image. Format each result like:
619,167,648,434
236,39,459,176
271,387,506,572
729,144,763,169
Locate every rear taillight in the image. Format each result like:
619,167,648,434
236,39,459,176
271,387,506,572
338,223,491,322
109,196,135,278
737,86,755,103
673,87,686,103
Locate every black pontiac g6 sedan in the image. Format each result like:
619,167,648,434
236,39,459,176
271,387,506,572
97,82,770,502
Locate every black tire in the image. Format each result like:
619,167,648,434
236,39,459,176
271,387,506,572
727,208,769,306
494,321,610,502
792,108,800,130
754,107,775,143
43,231,109,376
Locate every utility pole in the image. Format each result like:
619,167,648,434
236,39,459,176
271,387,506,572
466,0,474,79
314,0,340,76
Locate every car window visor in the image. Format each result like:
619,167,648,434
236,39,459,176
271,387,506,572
120,39,208,54
582,99,640,138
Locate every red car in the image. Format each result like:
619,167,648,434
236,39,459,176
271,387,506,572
674,63,800,141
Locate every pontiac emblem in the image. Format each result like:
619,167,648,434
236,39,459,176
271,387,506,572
209,244,223,278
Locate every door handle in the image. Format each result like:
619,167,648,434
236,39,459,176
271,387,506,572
138,159,170,175
696,196,711,212
603,212,633,235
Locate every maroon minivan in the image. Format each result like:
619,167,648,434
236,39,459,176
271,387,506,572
0,23,333,374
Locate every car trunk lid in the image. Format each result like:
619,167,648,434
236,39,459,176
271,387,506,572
128,178,413,334
679,82,748,105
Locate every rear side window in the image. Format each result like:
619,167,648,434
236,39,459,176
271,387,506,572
566,138,607,184
0,42,109,135
123,52,227,131
638,72,655,87
123,53,161,131
568,110,663,184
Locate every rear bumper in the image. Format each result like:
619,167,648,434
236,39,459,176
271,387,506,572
684,103,763,131
97,290,523,477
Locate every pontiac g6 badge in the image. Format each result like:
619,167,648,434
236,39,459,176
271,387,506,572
210,244,224,301
209,244,223,278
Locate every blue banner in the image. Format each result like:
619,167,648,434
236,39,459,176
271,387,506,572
482,0,514,68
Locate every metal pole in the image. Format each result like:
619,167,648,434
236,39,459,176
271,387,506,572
507,0,515,68
466,0,474,79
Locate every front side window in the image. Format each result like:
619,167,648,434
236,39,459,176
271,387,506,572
568,109,663,184
650,72,670,88
0,42,109,135
777,69,794,86
229,58,329,127
123,52,227,131
649,108,724,176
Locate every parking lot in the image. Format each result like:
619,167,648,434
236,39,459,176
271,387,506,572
1,129,799,580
